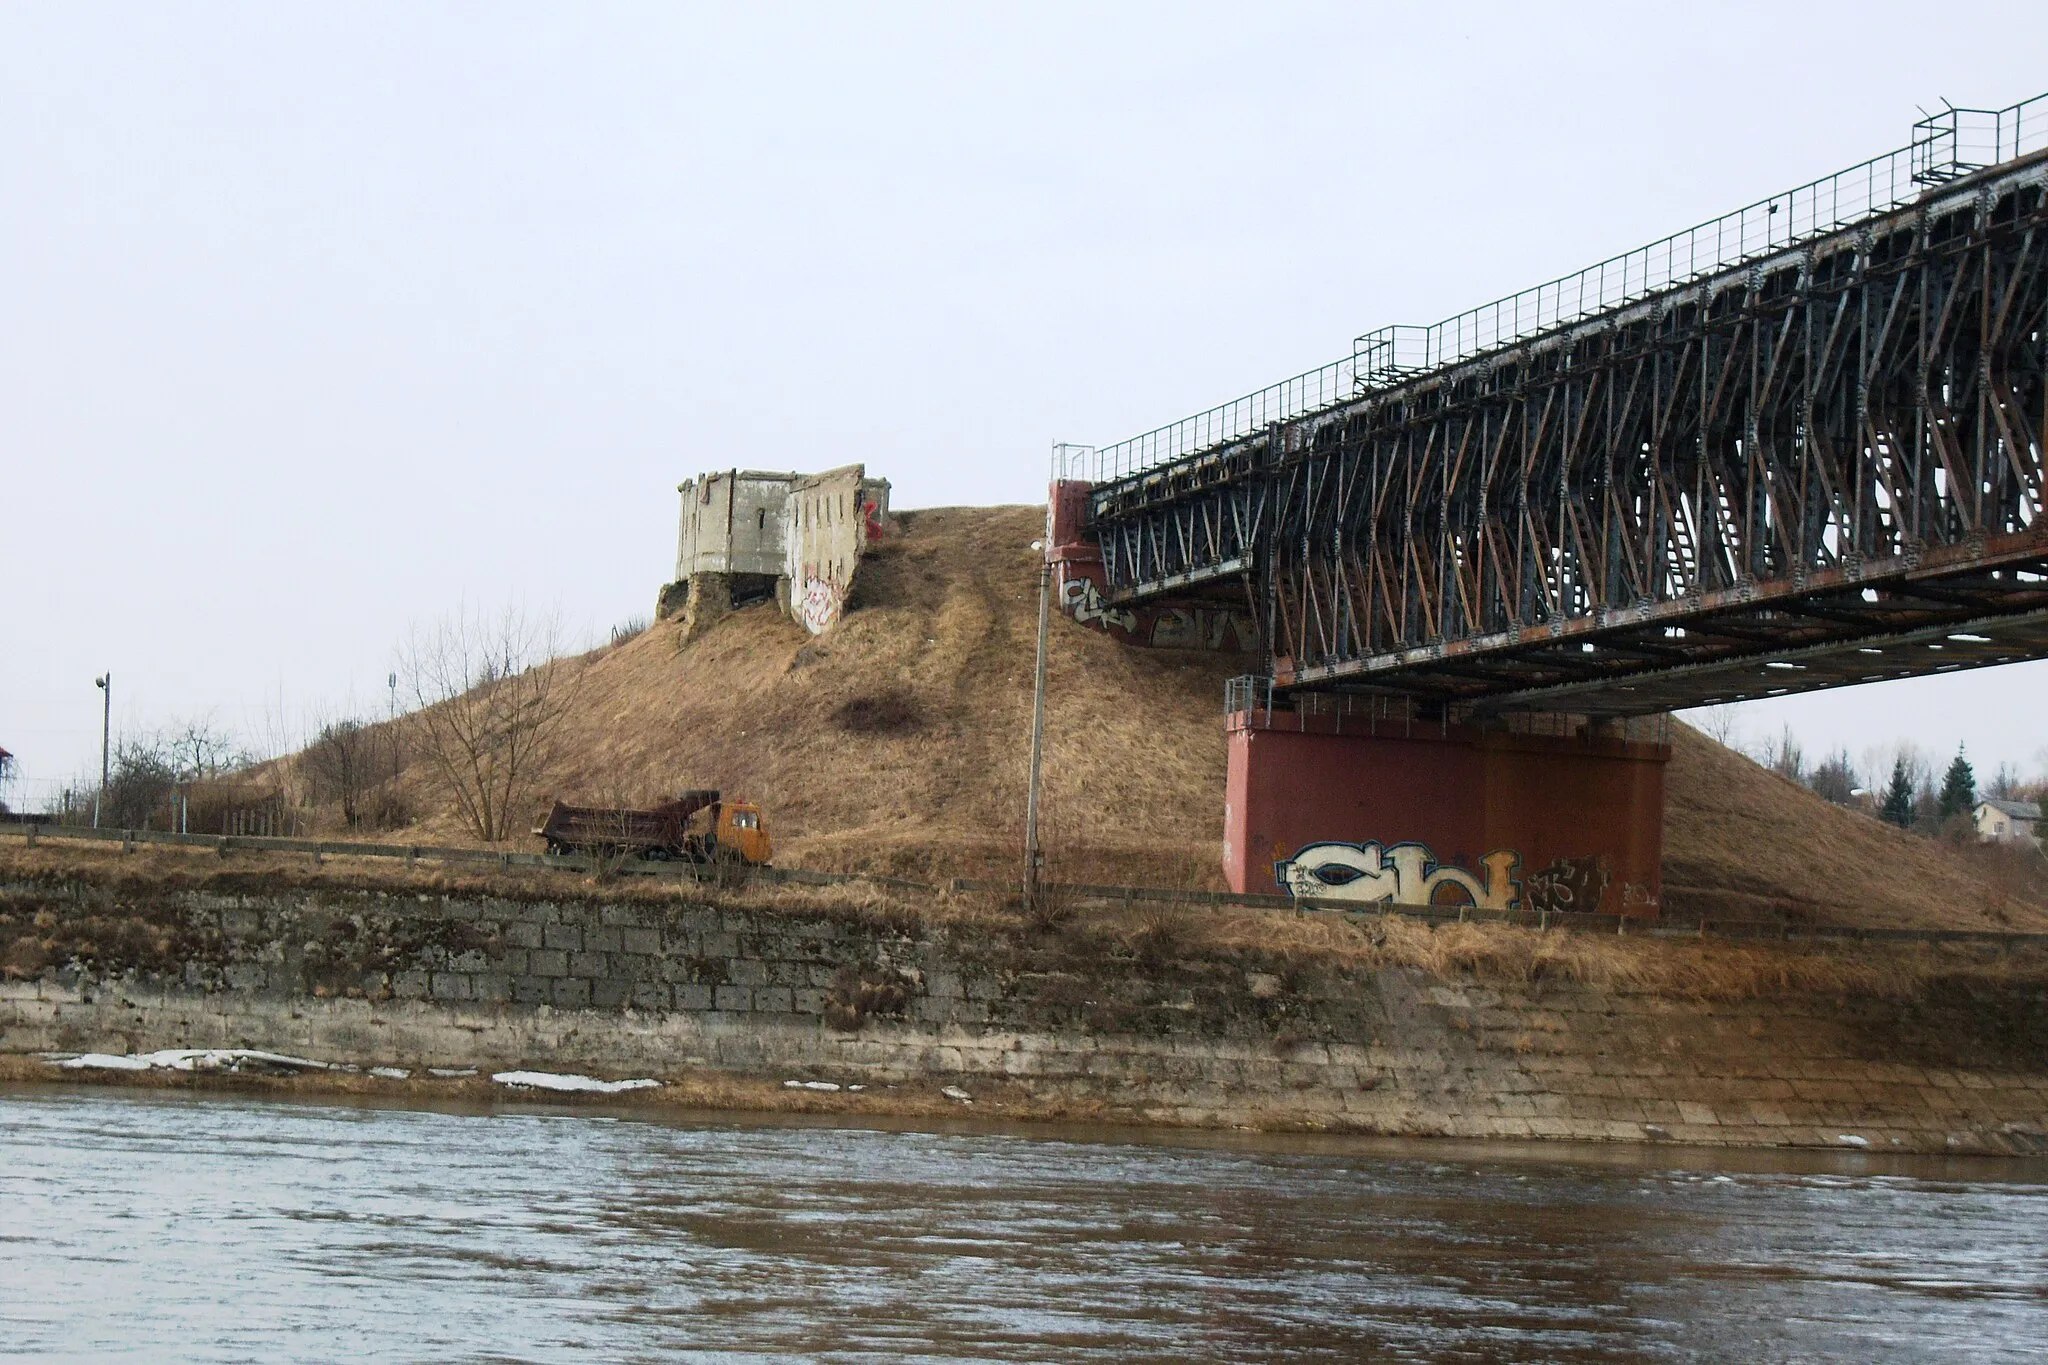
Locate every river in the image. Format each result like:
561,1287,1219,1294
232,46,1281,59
2,1086,2045,1362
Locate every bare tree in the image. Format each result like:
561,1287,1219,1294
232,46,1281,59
399,605,576,843
166,718,243,783
1808,749,1859,805
1759,724,1806,783
1689,704,1738,746
302,716,404,829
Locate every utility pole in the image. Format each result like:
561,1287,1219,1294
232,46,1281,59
1023,521,1053,907
93,673,110,829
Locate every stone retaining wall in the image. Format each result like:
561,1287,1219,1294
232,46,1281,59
4,880,2046,1154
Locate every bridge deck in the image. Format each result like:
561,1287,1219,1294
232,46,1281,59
1080,93,2048,714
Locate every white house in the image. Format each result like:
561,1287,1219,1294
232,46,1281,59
1973,798,2041,845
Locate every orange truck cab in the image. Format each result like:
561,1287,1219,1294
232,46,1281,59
714,800,772,866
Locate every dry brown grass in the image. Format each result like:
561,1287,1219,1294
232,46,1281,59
1171,904,2048,1001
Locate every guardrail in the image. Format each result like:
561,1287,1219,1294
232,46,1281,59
0,821,899,888
3,822,2041,948
1078,89,2048,487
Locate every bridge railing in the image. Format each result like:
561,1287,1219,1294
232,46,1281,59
1075,354,1366,483
1080,89,2048,489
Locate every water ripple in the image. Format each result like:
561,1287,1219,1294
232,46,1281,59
3,1088,2047,1362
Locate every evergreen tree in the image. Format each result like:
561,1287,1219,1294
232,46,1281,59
1938,746,1977,822
1880,757,1915,828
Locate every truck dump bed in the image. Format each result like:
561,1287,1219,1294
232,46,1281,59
534,789,721,859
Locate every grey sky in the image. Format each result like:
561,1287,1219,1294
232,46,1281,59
4,2,2046,801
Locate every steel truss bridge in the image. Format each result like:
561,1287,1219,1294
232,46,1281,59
1077,94,2048,714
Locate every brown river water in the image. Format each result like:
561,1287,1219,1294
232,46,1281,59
2,1086,2045,1362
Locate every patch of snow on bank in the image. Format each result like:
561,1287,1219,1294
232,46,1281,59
491,1071,661,1095
55,1053,154,1071
52,1049,332,1074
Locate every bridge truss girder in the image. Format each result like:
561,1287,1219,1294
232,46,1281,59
1089,156,2048,714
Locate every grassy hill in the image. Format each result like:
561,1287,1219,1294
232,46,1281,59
383,504,2043,932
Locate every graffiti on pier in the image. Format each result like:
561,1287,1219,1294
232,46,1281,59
1150,605,1259,651
1274,841,1521,909
1522,855,1612,915
1060,576,1137,634
1058,572,1258,652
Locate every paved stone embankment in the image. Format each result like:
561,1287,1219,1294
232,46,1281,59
3,877,2045,1154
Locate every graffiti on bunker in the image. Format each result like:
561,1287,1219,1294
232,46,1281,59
800,577,842,634
1274,840,1521,909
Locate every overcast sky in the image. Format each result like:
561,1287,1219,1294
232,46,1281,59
4,2,2046,802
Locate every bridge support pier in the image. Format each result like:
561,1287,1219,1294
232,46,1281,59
1225,708,1670,916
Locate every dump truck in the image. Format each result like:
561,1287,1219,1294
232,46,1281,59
533,789,772,865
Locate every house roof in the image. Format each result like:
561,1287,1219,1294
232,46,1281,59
1978,798,2042,821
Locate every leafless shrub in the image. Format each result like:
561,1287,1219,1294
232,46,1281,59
99,740,178,829
399,605,578,843
1124,903,1191,969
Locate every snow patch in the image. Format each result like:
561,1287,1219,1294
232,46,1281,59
428,1067,478,1078
940,1086,973,1103
54,1053,153,1071
1835,1134,1871,1148
51,1049,331,1074
490,1071,661,1095
368,1067,411,1080
783,1080,841,1092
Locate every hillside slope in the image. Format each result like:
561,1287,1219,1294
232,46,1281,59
1661,725,2043,929
399,505,2042,931
528,506,1244,886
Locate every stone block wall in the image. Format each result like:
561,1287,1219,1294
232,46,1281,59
3,879,2046,1154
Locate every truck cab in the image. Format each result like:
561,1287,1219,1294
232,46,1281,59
715,800,772,865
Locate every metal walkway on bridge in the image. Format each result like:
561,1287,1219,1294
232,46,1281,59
1072,93,2048,715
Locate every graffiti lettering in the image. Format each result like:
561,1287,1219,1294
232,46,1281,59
1150,606,1260,651
1059,575,1138,633
1522,855,1612,915
1274,841,1521,909
1058,571,1258,651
